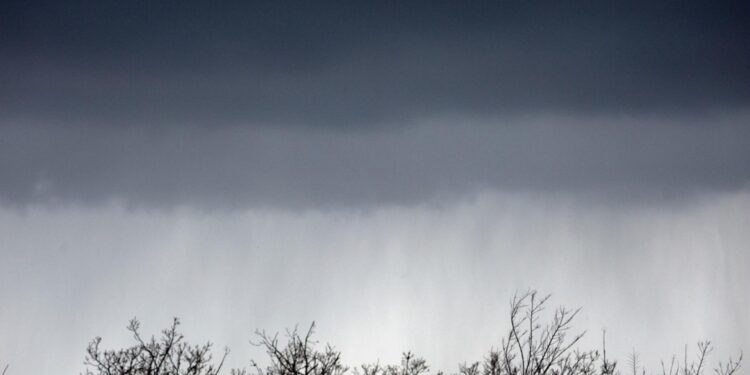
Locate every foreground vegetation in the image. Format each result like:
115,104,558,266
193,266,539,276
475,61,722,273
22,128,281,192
79,291,742,375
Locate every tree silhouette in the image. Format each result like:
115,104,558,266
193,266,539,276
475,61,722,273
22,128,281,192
83,318,228,375
355,352,429,375
496,290,597,375
657,341,743,375
81,291,742,375
443,290,607,375
240,322,347,375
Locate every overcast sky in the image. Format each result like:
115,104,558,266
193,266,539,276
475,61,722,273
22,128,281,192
0,1,749,374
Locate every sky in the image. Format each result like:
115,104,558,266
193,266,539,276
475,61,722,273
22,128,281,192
0,1,749,374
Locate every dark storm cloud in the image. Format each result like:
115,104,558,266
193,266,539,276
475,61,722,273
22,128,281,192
2,1,750,208
2,114,750,208
1,1,749,126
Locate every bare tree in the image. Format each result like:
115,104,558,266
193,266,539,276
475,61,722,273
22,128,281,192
482,350,502,375
600,331,618,375
80,291,742,375
659,342,742,375
457,362,480,375
83,317,228,375
626,350,643,375
355,362,384,375
356,352,429,375
355,352,431,375
714,351,743,375
385,352,429,375
496,290,597,375
246,322,347,375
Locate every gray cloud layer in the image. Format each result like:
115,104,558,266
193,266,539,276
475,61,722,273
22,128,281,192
1,1,749,126
2,113,749,208
2,1,750,208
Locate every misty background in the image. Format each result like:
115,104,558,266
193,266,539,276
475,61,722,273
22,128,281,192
1,1,749,374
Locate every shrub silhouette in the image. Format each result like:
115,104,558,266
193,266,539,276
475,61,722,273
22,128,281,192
82,291,742,375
